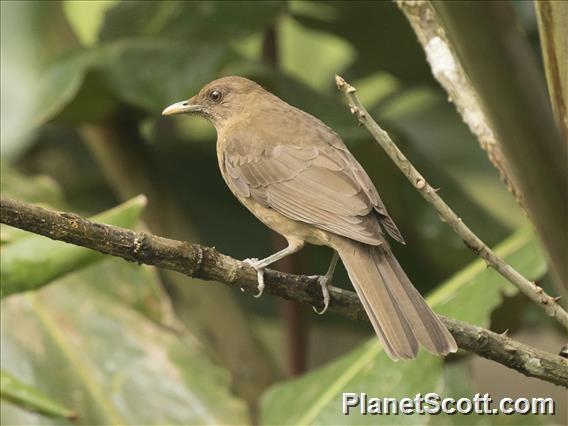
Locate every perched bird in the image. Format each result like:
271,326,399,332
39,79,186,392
163,76,457,360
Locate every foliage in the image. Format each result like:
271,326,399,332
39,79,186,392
0,1,562,425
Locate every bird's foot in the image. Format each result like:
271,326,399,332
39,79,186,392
308,275,331,315
243,258,265,298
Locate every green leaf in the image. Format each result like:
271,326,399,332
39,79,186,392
98,0,284,42
0,1,85,159
2,2,240,142
429,225,547,327
1,260,249,425
0,167,66,244
260,226,547,425
101,40,234,112
1,370,76,421
0,195,146,299
63,0,117,46
23,40,233,124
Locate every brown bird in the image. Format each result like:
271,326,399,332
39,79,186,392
163,76,457,360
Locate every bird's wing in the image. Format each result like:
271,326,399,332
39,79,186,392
225,141,404,245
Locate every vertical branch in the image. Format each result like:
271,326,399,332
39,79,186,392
397,1,521,205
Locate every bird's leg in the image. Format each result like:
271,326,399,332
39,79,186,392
310,251,339,315
243,239,304,298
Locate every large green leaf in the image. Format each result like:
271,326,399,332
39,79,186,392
1,1,240,145
1,370,76,421
98,0,284,42
0,196,146,298
0,1,87,159
0,259,249,425
100,41,233,112
0,168,64,209
429,226,546,327
0,167,66,245
260,226,547,425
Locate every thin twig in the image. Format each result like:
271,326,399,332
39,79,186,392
396,0,521,203
335,75,568,331
1,197,567,387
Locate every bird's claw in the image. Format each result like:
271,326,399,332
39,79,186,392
243,258,265,298
309,275,331,315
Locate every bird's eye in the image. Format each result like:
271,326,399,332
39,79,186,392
209,90,223,102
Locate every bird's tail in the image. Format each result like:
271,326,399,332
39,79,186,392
335,238,457,360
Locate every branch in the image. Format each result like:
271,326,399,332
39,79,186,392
1,198,567,387
334,75,568,331
396,0,521,204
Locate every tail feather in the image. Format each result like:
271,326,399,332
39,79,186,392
335,238,457,360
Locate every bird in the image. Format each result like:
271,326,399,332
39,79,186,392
162,76,457,360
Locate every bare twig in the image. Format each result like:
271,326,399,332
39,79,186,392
335,75,568,331
1,198,567,387
397,0,521,203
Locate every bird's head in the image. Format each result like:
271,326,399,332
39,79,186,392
162,76,264,128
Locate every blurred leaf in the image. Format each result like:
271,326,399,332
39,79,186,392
0,1,81,159
260,226,546,425
2,1,241,144
1,370,76,421
429,362,548,426
430,225,547,327
0,262,249,425
63,0,117,46
31,40,233,124
84,258,177,328
290,1,432,84
98,0,284,42
0,167,66,244
0,167,64,210
0,195,146,299
101,41,234,112
32,48,98,129
279,15,355,91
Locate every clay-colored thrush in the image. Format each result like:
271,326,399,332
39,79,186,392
163,76,457,360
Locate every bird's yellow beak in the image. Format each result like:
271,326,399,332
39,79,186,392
162,98,203,116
